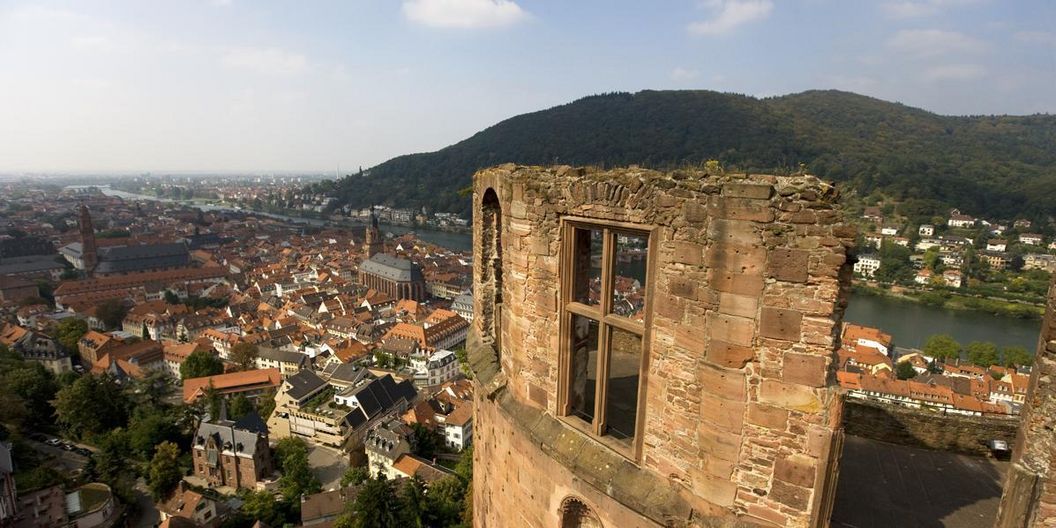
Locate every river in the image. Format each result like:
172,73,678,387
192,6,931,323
93,185,1041,349
845,292,1040,351
95,186,473,251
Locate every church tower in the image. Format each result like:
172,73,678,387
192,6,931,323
79,203,98,277
364,206,383,258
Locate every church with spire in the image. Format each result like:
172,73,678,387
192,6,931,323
357,206,426,301
363,206,384,258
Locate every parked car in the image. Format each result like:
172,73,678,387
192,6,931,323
44,438,62,447
61,442,75,451
75,448,92,457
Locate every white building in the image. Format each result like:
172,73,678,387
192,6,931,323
918,224,934,237
410,349,461,388
853,255,881,277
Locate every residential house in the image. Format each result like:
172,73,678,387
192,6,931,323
943,270,963,288
852,254,881,277
255,348,308,379
947,210,976,228
182,369,282,404
158,484,227,528
979,251,1009,271
918,224,934,237
986,239,1007,252
191,412,273,490
842,324,893,356
1020,233,1044,246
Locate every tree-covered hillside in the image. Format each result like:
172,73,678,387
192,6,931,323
309,90,1056,220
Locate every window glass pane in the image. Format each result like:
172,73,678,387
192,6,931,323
613,232,648,322
569,315,599,426
572,228,604,306
605,327,642,443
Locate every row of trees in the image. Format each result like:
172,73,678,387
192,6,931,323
921,334,1033,369
333,446,474,528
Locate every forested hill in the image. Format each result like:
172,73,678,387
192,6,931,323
308,90,1056,220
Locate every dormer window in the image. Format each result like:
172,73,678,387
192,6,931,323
559,219,653,457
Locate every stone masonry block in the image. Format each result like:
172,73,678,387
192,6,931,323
769,248,809,283
700,392,746,434
708,196,776,223
708,218,763,247
671,241,704,266
706,243,767,275
668,277,698,300
708,312,755,347
747,404,789,431
699,363,747,401
782,352,828,387
710,270,765,297
706,340,756,369
759,380,822,413
770,480,811,511
723,183,773,200
774,454,817,488
718,292,759,319
759,307,802,342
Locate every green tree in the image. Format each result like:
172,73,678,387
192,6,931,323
4,362,59,429
339,475,402,528
276,437,321,500
228,393,254,420
923,334,961,360
410,423,442,460
966,341,999,367
129,410,183,458
180,350,224,379
54,374,131,439
341,465,371,487
148,441,183,500
55,318,88,353
164,290,180,304
95,299,130,329
895,361,918,380
229,342,259,371
1002,346,1033,368
89,429,136,504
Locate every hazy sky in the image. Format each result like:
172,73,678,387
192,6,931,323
1,0,1054,173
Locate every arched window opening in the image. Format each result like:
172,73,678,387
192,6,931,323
480,188,503,357
559,497,602,528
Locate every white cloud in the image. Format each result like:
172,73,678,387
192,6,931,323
688,0,773,37
221,47,309,75
922,63,986,82
886,29,986,58
1015,31,1056,47
402,0,528,29
880,0,981,19
671,67,700,81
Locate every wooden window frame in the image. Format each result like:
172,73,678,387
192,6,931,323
556,216,657,462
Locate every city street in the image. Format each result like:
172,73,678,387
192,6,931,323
307,444,349,491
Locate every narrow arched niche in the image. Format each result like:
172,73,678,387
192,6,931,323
559,496,602,528
479,187,503,358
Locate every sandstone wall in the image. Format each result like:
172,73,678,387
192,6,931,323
996,277,1056,528
842,399,1018,456
469,165,856,528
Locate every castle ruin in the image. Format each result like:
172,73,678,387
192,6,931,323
466,165,856,527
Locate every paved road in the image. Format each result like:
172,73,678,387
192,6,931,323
308,444,349,491
831,435,1007,528
27,439,89,474
130,478,160,528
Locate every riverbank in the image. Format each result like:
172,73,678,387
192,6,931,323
852,283,1044,320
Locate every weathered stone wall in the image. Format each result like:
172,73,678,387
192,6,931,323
995,277,1056,528
468,165,856,527
842,399,1018,456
